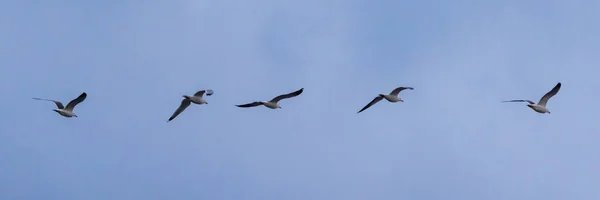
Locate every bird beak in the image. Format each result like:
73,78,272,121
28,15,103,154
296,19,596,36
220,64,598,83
547,111,551,114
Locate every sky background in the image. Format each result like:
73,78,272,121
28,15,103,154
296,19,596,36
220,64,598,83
1,0,599,199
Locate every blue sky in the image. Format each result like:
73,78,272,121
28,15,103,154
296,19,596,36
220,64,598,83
1,0,599,199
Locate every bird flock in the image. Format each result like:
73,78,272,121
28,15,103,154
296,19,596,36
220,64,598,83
32,82,562,121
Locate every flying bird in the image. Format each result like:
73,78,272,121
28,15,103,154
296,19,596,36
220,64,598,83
33,92,87,118
502,82,561,114
236,88,304,109
168,89,213,122
357,86,414,113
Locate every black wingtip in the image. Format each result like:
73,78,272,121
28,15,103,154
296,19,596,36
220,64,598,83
552,82,561,90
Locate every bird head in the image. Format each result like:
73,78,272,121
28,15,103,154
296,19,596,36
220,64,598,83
278,105,282,109
74,115,79,118
547,110,551,114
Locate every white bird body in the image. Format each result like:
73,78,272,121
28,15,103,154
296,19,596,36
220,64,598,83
261,101,280,109
168,89,213,122
527,104,549,114
503,82,561,114
33,92,87,118
236,88,304,109
53,109,77,117
357,86,413,113
380,94,403,102
183,95,207,105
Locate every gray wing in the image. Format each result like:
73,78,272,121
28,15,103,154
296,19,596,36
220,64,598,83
65,92,87,111
389,87,414,96
194,89,214,97
270,88,304,103
32,98,64,109
538,82,561,106
357,96,384,113
236,102,263,108
168,99,191,122
502,100,535,104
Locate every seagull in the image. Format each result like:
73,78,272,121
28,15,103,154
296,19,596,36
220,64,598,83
168,89,213,122
502,82,561,114
357,86,414,113
236,88,303,109
32,92,87,118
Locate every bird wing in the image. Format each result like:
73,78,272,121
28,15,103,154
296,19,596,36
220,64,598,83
389,86,414,96
270,88,304,103
194,89,214,97
168,99,191,122
236,102,263,108
357,96,384,113
32,98,64,109
65,92,87,111
538,82,561,106
502,100,535,104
